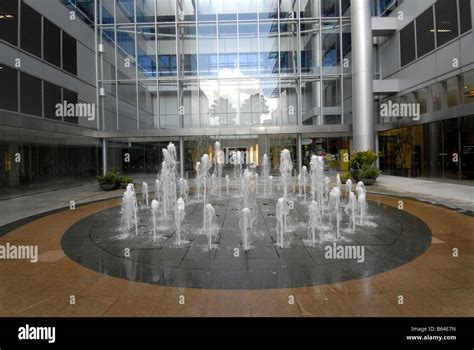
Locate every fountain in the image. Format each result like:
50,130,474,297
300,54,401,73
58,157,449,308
175,198,186,246
345,179,353,201
262,154,270,197
179,178,187,201
240,208,252,251
142,182,149,208
121,183,138,236
226,175,230,195
357,183,368,225
195,161,201,200
324,176,331,202
310,156,325,215
301,166,308,201
280,150,293,199
336,173,342,191
154,179,160,201
184,179,189,201
151,199,159,240
203,203,217,250
329,187,342,240
276,198,289,248
345,192,357,233
241,169,253,209
159,143,178,220
232,151,243,180
211,173,217,196
215,142,223,197
307,200,322,246
200,154,211,224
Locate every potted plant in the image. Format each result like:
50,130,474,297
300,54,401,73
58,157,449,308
97,167,120,191
349,151,382,186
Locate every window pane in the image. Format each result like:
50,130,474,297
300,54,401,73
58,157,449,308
435,0,458,46
21,3,41,57
447,77,459,107
463,71,474,104
431,83,446,111
0,0,18,46
117,82,137,130
322,0,339,17
459,0,472,34
136,0,155,22
44,81,62,121
20,72,42,116
43,18,61,67
400,22,415,67
0,65,18,112
156,0,175,22
416,7,435,58
417,88,428,114
62,31,78,75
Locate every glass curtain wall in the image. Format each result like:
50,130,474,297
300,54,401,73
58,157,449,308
96,0,352,131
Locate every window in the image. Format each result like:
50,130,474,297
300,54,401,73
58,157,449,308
435,0,458,46
417,88,428,114
447,77,459,107
322,0,339,17
20,73,42,116
416,7,435,58
0,65,18,112
431,83,445,111
0,0,18,46
43,18,61,67
20,3,42,57
400,22,416,67
44,81,62,121
463,71,474,104
459,0,472,34
63,89,79,124
62,31,77,75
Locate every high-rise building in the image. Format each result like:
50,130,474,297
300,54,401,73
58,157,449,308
0,0,473,188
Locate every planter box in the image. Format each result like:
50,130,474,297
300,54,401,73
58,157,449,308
99,182,119,191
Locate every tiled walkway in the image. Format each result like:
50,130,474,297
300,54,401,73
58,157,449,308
0,194,472,317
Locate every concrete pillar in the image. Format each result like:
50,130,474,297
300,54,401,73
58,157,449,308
102,138,107,175
351,0,375,151
179,137,185,178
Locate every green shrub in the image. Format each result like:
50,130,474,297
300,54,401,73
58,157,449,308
349,151,383,180
97,167,119,185
118,176,134,189
96,167,134,190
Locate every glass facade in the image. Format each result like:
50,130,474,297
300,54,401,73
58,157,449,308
96,0,353,130
0,126,101,189
379,117,474,180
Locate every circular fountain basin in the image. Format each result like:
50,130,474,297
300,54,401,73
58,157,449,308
62,197,431,290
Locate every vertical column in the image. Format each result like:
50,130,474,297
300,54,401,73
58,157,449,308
102,138,108,176
312,0,321,125
179,137,185,178
297,134,303,172
351,0,374,151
